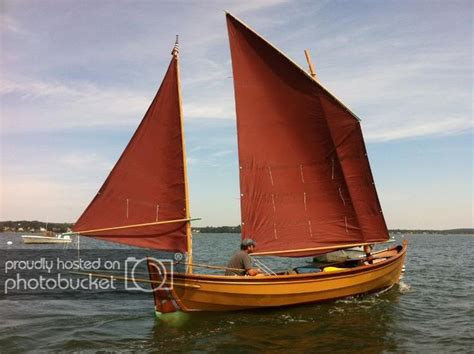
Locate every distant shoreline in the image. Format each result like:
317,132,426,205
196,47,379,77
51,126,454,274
0,221,472,235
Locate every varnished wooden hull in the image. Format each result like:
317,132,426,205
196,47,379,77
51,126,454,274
148,241,407,313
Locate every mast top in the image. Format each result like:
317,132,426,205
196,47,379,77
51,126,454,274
172,35,180,57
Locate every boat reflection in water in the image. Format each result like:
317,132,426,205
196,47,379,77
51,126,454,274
149,285,404,352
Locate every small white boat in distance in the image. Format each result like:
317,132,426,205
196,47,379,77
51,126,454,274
21,234,72,244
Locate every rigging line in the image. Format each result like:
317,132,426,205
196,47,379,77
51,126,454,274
252,258,270,275
77,234,80,263
261,259,276,276
308,219,313,238
271,194,276,212
273,223,278,240
253,257,277,275
303,192,307,211
70,271,200,289
126,198,129,218
299,164,305,183
155,204,159,222
83,261,254,275
344,216,348,233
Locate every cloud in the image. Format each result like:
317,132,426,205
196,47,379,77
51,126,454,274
1,148,114,221
2,1,471,142
364,116,472,142
0,176,90,222
227,0,290,13
212,149,234,157
1,77,151,133
57,152,112,172
184,101,234,120
0,14,26,34
186,157,200,166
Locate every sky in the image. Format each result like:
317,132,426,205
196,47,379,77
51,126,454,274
0,0,472,229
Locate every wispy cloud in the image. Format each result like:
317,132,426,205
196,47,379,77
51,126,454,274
0,175,90,222
1,77,151,133
57,152,112,172
184,101,234,120
0,14,26,34
186,157,200,167
364,116,472,142
227,0,290,13
212,149,234,157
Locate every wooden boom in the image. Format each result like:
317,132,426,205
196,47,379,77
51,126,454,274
71,217,200,235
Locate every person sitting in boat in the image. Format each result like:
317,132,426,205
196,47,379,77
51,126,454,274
225,239,262,276
364,244,374,264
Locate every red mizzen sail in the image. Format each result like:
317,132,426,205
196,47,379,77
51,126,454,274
226,13,389,256
73,55,189,252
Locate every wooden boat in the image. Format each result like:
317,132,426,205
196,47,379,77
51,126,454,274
147,245,406,312
72,13,407,314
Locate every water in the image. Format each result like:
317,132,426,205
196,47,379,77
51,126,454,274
0,233,473,352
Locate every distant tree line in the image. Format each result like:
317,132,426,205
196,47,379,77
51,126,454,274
193,225,241,233
0,221,73,233
192,227,473,234
1,221,472,235
390,228,473,235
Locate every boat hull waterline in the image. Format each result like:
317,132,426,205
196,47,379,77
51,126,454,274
148,241,407,313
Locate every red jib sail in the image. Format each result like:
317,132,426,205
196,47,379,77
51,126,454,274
73,54,189,252
226,13,389,256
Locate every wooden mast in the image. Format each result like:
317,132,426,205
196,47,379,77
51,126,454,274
173,35,193,274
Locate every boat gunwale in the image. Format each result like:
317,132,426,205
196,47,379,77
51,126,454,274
165,241,407,284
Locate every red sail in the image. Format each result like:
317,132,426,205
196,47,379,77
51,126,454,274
73,56,188,252
226,14,389,256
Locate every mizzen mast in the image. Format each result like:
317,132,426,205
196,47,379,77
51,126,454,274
173,35,194,273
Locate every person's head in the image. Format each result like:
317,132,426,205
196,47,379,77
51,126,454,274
241,239,256,253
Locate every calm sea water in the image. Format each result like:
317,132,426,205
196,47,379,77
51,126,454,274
0,233,473,353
